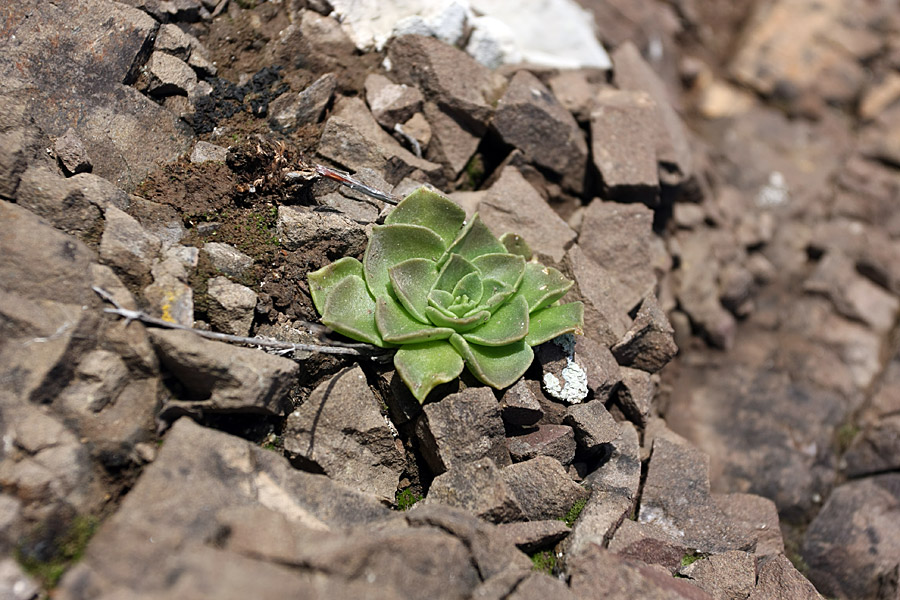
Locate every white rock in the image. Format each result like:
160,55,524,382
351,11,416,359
465,16,521,69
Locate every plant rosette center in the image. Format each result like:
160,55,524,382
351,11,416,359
308,186,584,402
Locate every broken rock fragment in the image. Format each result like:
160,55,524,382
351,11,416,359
269,72,337,131
501,456,589,521
563,400,619,456
424,458,525,523
506,424,576,465
611,294,678,373
365,73,424,130
206,276,257,336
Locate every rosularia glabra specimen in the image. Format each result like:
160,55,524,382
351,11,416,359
308,187,584,402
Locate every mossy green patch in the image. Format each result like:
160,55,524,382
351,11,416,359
16,515,98,589
530,550,557,575
560,497,587,527
395,488,423,511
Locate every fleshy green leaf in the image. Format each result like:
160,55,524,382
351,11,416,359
428,289,458,318
307,257,364,315
516,262,575,313
472,253,526,291
478,279,516,313
500,233,532,261
434,253,478,293
462,294,529,346
385,187,467,247
365,224,446,299
389,258,439,323
441,214,506,266
426,306,490,331
376,296,454,343
450,333,534,389
321,275,390,347
525,302,585,346
450,272,484,310
394,340,465,402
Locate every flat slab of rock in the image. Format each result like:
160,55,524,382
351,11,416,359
202,242,253,278
590,89,660,204
415,387,511,475
493,71,588,193
499,379,544,427
506,424,576,465
150,329,298,418
615,367,655,428
206,276,257,336
283,366,404,503
365,73,424,130
424,457,525,523
494,520,571,553
564,401,620,456
749,554,824,600
678,551,757,600
480,167,577,264
563,244,633,347
501,456,589,521
269,72,337,131
276,204,368,259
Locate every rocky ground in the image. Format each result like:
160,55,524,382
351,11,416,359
1,0,899,598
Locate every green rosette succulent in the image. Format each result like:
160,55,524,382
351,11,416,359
307,187,584,402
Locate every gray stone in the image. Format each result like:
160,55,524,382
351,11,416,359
507,572,579,600
494,520,571,553
0,495,23,553
563,244,633,346
615,367,654,428
276,204,367,258
283,366,404,503
613,41,693,182
15,165,103,237
639,432,753,554
143,274,194,326
0,0,193,190
566,422,640,559
590,89,660,204
748,555,824,600
154,23,193,59
611,294,678,373
146,51,198,97
202,242,254,278
499,379,544,427
54,128,92,175
493,70,589,193
506,425,577,465
569,545,716,600
424,458,525,523
415,387,511,475
713,493,784,560
802,474,900,600
190,141,228,164
365,73,424,130
0,558,40,600
150,329,298,418
317,96,443,185
387,34,504,133
564,401,620,456
423,101,481,177
480,166,577,265
270,73,337,130
501,456,589,521
678,551,757,600
100,205,162,286
574,334,622,400
206,276,257,336
536,335,589,406
0,97,41,200
578,200,667,314
844,414,900,477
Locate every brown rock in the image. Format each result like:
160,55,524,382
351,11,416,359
749,555,824,600
269,72,337,130
501,456,589,521
564,401,620,456
425,458,525,523
423,101,481,177
499,379,544,427
677,551,757,600
563,244,633,347
615,367,654,428
611,294,678,373
712,493,784,559
608,519,690,573
365,73,424,130
506,425,577,465
54,128,92,175
495,520,571,553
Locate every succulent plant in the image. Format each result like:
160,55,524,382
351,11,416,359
307,187,584,402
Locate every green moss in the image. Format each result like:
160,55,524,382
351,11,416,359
680,551,708,567
835,422,860,453
459,155,486,191
16,515,98,589
560,497,587,527
395,488,423,511
530,550,557,575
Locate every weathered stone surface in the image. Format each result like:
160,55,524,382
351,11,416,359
387,34,504,132
507,425,577,465
639,431,753,554
748,555,824,600
425,458,525,523
203,242,254,278
499,379,544,427
190,141,228,164
146,51,198,97
564,401,619,456
590,89,660,204
493,70,588,193
713,493,784,559
612,41,693,182
150,329,298,417
548,69,607,123
802,474,900,599
501,456,589,521
423,101,480,177
678,551,757,600
365,73,424,130
317,96,443,185
843,415,900,477
480,167,577,265
507,572,579,600
578,201,667,314
565,422,640,559
574,335,622,400
15,165,104,238
564,244,633,347
0,0,193,189
415,387,511,475
569,545,716,600
206,276,257,336
54,128,92,175
0,558,40,600
615,367,655,427
611,294,679,373
270,73,337,130
276,204,367,258
495,520,571,553
283,366,403,503
674,231,737,349
607,519,690,573
536,335,589,406
100,205,162,286
143,273,194,326
0,104,42,200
